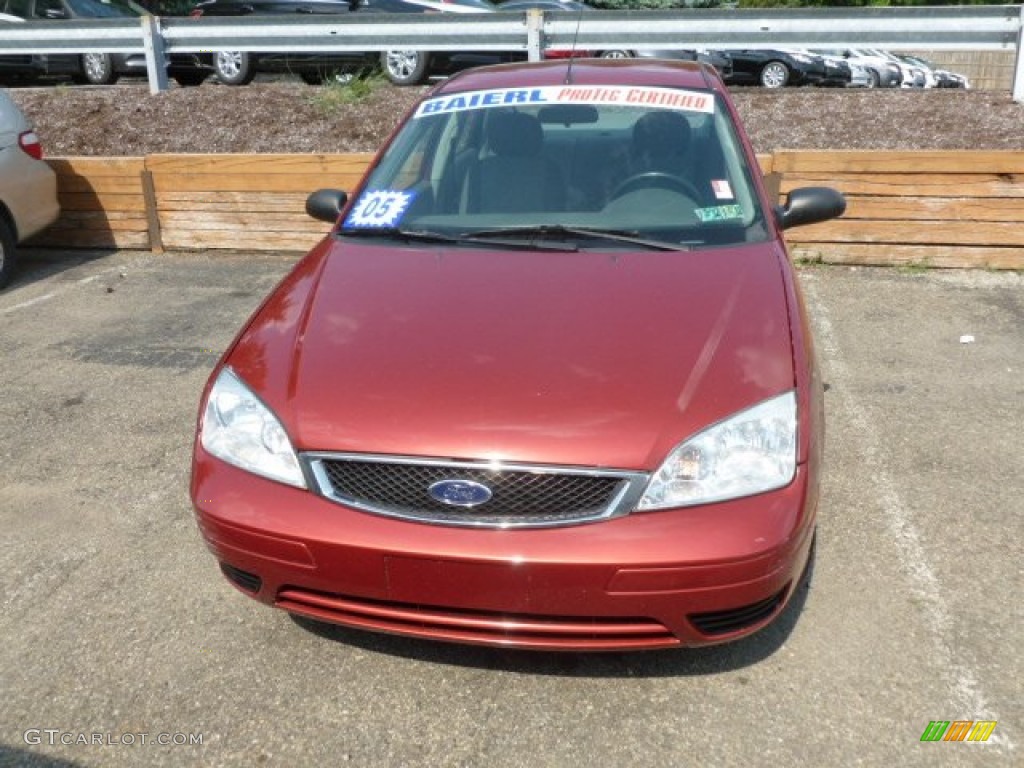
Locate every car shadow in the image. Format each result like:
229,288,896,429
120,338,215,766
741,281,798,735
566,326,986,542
4,247,117,291
290,544,816,677
0,745,85,767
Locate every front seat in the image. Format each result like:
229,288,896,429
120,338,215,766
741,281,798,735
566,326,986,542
465,111,565,214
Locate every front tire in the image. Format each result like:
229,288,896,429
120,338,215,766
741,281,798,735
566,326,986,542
759,60,790,88
0,217,18,291
380,50,430,86
599,50,633,59
866,69,879,88
77,53,118,86
213,51,256,86
173,71,208,87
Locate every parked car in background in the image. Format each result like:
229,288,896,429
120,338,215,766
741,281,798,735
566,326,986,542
815,48,902,88
186,0,515,86
500,0,731,76
844,59,871,88
185,0,370,85
0,0,169,84
787,49,850,88
897,54,968,89
191,57,846,651
598,48,733,80
0,89,58,288
865,49,924,88
720,49,826,88
0,11,41,83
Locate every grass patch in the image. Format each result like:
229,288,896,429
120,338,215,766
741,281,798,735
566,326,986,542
307,69,385,113
896,260,931,274
793,251,825,267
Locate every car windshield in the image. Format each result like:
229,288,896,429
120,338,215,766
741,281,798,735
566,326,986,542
341,85,770,250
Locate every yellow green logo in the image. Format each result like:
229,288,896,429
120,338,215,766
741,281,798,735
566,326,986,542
921,721,997,742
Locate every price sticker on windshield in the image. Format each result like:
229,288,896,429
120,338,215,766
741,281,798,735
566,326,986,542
344,190,415,228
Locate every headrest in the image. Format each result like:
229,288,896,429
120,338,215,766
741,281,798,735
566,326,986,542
487,111,544,158
632,111,691,159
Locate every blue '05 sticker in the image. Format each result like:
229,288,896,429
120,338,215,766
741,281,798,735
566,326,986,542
344,190,415,228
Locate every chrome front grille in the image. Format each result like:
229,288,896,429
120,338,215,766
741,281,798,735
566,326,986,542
305,453,648,528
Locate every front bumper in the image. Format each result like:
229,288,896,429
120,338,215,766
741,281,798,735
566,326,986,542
192,451,817,651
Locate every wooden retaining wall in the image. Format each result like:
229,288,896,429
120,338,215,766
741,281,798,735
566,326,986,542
28,150,1024,270
30,157,150,250
778,150,1024,269
145,153,374,252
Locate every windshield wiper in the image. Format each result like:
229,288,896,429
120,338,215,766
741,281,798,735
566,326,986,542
468,225,692,252
340,227,572,251
340,227,465,244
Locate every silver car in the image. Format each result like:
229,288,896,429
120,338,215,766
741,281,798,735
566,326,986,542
0,89,59,289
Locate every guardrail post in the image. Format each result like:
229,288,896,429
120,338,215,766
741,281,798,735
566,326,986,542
141,15,169,95
1013,5,1024,103
526,8,543,63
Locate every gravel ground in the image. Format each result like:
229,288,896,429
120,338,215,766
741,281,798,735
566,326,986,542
7,78,1024,156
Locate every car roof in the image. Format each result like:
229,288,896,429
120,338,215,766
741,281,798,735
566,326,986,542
431,58,719,96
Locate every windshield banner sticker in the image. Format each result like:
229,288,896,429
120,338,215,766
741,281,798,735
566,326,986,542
695,205,744,223
343,190,415,229
415,86,715,118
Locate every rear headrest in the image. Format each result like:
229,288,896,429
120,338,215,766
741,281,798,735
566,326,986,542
487,111,544,158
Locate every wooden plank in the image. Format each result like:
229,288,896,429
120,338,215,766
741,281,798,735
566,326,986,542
773,150,1024,174
839,196,1024,223
155,196,307,215
145,153,374,175
55,175,144,194
158,210,326,231
141,170,162,253
49,210,146,223
58,192,146,213
151,173,361,194
26,229,150,248
58,192,148,213
160,229,322,251
756,153,772,174
48,156,145,176
48,210,148,232
45,217,149,233
785,219,1024,247
779,173,1024,198
789,243,1024,270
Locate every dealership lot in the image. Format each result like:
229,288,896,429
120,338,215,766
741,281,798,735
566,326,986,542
0,248,1019,767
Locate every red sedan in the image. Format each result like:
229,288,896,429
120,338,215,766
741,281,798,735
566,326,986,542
191,58,845,651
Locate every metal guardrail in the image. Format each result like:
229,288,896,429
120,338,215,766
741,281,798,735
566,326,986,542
0,6,1020,100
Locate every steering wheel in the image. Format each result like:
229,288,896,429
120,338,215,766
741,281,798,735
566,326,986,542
611,172,702,202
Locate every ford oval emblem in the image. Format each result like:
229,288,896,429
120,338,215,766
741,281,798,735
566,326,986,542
428,479,493,508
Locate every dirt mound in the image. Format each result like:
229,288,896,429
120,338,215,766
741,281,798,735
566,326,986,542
7,79,1022,157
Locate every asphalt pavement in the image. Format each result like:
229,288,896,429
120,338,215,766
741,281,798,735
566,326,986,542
0,248,1019,767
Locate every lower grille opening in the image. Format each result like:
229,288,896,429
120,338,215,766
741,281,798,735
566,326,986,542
277,587,678,651
688,587,788,636
220,562,262,594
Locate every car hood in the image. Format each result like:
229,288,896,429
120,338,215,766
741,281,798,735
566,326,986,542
228,239,795,470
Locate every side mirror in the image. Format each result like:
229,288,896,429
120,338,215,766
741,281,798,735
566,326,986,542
306,189,347,223
775,186,846,230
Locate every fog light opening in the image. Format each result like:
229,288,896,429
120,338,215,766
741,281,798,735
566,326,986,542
219,562,263,594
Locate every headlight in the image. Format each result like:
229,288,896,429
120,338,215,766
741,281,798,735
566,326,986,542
200,368,306,488
637,391,797,510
